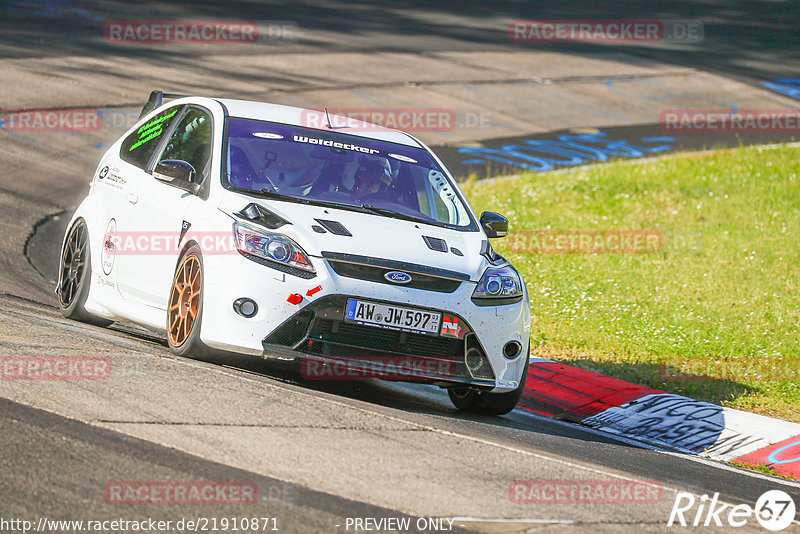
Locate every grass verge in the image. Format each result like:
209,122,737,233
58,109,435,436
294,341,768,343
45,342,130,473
730,462,797,481
461,144,800,423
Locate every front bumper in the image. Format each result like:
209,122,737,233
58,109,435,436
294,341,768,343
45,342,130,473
200,251,530,393
262,294,498,389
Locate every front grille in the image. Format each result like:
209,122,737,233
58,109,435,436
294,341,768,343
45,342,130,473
262,295,495,383
297,321,469,381
310,319,459,359
327,260,462,293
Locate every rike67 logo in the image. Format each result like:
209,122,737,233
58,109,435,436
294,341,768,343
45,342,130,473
668,489,796,531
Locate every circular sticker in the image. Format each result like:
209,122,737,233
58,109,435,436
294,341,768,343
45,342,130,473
253,132,284,140
101,219,117,275
755,490,795,531
388,153,417,163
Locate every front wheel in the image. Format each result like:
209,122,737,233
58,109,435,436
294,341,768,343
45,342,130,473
167,244,213,359
448,351,529,416
57,219,112,327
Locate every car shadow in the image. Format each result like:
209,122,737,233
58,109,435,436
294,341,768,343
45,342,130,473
161,346,657,450
553,357,757,409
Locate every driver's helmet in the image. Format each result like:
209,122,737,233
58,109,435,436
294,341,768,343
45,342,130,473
352,157,392,197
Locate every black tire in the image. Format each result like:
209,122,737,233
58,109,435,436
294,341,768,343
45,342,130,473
448,350,529,416
166,244,214,360
57,219,113,327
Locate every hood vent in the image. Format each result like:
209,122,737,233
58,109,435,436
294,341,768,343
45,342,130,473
422,235,448,253
235,203,289,230
314,219,352,236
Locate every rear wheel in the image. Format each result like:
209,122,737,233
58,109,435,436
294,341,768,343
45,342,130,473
57,219,112,326
167,245,212,359
448,350,529,416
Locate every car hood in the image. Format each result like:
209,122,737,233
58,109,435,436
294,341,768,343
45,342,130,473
218,194,488,281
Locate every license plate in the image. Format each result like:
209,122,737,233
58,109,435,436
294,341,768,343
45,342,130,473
345,299,441,335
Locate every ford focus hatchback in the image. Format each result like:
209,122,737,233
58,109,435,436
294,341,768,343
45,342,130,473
57,91,530,415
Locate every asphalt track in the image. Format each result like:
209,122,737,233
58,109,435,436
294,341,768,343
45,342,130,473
1,1,800,533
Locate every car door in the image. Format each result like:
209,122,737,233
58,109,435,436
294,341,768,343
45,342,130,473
110,104,184,304
116,106,214,310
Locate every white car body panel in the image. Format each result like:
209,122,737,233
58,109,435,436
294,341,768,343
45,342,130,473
61,95,531,394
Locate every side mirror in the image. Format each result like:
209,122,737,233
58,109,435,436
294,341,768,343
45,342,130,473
480,211,508,239
153,160,200,194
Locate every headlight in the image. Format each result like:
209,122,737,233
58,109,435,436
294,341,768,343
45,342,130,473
233,222,315,274
472,265,523,302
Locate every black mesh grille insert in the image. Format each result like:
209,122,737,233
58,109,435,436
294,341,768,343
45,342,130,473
262,296,495,383
327,261,461,293
465,332,494,380
314,219,352,236
263,309,314,347
310,319,460,359
422,235,448,252
301,320,471,380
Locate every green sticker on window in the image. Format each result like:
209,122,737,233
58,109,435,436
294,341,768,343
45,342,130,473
129,109,179,151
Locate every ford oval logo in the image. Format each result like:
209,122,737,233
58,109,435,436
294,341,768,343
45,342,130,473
384,271,412,284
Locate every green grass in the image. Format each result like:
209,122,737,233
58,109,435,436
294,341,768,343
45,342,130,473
461,144,800,422
730,462,797,481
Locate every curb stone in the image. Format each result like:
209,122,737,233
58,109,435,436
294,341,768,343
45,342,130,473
520,359,800,478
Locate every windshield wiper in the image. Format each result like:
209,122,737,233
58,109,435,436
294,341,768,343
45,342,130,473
244,188,373,214
359,204,435,225
242,187,311,204
234,187,434,223
255,188,289,199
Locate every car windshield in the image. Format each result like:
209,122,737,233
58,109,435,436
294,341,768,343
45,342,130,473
223,118,474,229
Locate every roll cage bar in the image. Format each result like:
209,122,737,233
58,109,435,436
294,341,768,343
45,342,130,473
138,90,194,119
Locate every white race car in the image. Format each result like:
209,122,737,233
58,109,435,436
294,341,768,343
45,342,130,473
57,91,530,414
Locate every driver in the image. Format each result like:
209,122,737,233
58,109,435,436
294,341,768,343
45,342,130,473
351,158,392,199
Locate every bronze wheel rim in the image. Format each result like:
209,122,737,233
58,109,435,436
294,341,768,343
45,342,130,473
59,223,87,307
168,254,201,347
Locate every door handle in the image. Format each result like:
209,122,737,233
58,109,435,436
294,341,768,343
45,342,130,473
127,192,139,205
